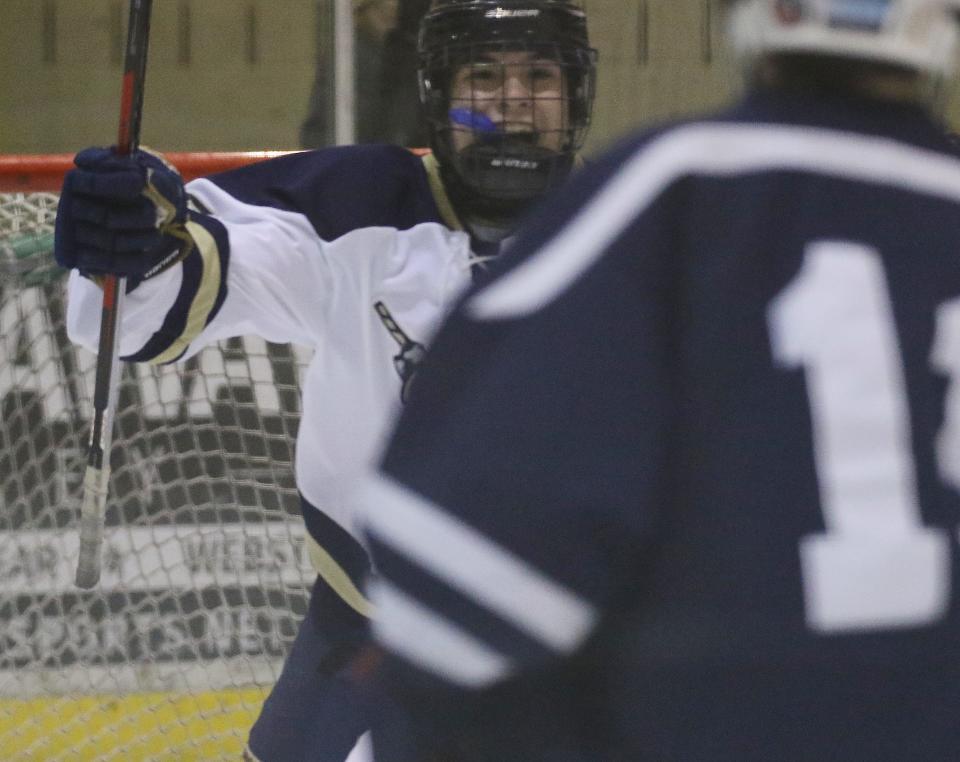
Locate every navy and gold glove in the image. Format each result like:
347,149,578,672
54,147,192,281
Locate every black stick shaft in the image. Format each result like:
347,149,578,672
77,0,153,589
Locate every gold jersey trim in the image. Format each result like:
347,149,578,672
306,534,376,618
149,219,222,365
421,152,464,232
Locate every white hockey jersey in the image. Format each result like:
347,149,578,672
65,145,476,615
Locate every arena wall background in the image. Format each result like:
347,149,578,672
0,0,748,157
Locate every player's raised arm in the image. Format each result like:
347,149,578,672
55,145,232,361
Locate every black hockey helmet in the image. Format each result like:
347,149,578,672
418,0,597,225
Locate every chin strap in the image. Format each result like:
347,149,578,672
453,139,569,200
440,149,567,227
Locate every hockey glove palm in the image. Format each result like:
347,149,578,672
54,147,192,280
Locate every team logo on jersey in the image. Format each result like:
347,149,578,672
374,301,426,404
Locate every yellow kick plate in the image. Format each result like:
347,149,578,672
0,688,267,761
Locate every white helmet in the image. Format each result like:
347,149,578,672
728,0,960,75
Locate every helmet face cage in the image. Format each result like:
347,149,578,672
421,40,596,152
419,1,597,210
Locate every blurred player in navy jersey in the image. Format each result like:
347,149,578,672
360,1,960,760
52,2,596,760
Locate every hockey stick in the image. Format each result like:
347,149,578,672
75,0,153,589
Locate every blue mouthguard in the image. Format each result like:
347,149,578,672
448,108,499,133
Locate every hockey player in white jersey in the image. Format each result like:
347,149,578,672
52,2,596,760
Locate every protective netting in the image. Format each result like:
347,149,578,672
0,174,312,760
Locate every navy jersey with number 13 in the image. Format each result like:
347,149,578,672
363,89,960,761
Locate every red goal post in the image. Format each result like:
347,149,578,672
0,150,294,192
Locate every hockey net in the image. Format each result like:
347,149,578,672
0,152,314,761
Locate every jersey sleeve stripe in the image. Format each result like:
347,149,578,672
369,577,514,688
468,123,960,321
362,473,598,654
123,215,229,364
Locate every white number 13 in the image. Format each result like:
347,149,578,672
769,241,960,633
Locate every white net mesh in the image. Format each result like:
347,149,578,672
0,169,313,760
